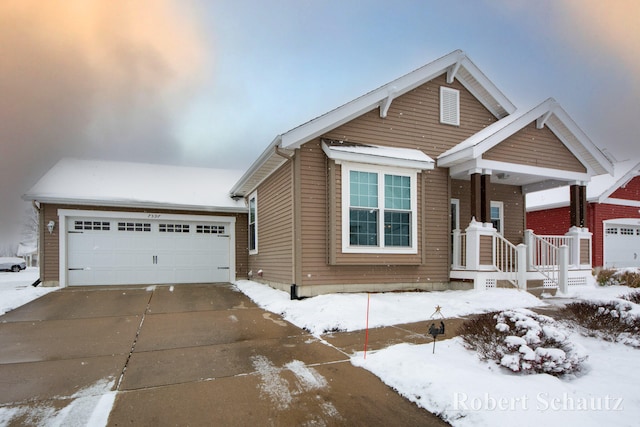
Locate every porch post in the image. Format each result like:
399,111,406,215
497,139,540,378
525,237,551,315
569,184,587,228
481,172,491,224
470,172,481,222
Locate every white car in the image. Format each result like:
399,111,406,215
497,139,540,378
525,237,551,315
0,257,27,272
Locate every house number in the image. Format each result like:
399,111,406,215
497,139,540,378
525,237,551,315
148,214,161,219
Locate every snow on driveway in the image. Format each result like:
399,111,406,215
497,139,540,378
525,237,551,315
0,267,57,315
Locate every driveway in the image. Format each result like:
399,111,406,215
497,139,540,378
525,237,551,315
0,284,448,426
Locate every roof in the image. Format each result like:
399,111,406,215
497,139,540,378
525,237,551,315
526,158,640,211
438,98,614,178
23,158,247,213
230,49,516,197
321,140,435,170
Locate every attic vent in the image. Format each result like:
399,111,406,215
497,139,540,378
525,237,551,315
440,86,460,126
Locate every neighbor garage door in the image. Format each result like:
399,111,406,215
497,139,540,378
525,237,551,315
604,221,640,269
63,213,234,286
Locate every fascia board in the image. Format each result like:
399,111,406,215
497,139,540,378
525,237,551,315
477,159,591,182
25,196,248,213
596,161,640,202
281,50,513,151
229,135,282,196
457,56,516,115
548,106,614,176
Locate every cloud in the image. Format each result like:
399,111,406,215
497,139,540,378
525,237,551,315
0,0,208,245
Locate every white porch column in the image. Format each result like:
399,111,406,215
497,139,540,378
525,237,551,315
517,243,527,290
452,228,462,269
565,226,592,268
558,245,569,294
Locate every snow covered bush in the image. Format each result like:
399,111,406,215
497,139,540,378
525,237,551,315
460,309,587,377
623,292,640,304
559,301,640,348
596,268,618,286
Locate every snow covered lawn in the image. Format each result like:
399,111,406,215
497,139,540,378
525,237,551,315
234,280,640,427
0,267,57,315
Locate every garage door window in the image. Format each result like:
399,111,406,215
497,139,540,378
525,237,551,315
621,228,634,235
159,224,190,233
196,224,225,234
74,220,110,231
606,227,618,235
118,222,151,232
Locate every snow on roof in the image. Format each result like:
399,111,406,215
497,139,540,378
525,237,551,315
321,140,434,170
526,158,640,211
23,158,246,212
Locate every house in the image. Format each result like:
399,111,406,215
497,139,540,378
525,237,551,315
527,159,640,270
24,50,614,295
22,159,248,287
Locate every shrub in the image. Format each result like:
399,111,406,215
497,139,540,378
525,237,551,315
618,271,640,288
558,301,640,348
460,309,587,376
596,268,618,286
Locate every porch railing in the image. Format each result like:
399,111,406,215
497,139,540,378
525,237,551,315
493,233,519,287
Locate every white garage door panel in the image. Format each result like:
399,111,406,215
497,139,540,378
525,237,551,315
604,224,640,269
66,217,232,286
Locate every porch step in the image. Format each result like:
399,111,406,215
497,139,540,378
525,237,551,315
526,283,558,298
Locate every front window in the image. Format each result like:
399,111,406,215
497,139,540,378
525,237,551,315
249,192,257,254
343,164,417,253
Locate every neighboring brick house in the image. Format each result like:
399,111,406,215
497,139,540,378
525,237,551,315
527,159,640,269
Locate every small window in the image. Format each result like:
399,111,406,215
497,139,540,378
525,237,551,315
74,220,110,231
197,224,224,234
159,224,189,233
249,192,258,254
118,222,151,232
440,86,460,126
606,227,618,235
620,228,634,235
491,201,504,235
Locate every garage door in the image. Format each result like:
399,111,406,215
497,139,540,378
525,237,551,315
604,221,640,268
65,215,233,286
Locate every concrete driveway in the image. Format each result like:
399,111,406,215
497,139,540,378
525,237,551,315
0,284,449,426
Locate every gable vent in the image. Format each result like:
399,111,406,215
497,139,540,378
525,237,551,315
440,86,460,126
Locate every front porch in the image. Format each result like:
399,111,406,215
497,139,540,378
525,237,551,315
451,219,593,291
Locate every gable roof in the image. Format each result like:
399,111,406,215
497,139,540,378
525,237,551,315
526,158,640,211
230,49,516,197
23,158,246,213
437,98,614,179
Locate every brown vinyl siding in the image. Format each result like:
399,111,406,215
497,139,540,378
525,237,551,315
580,239,590,265
484,122,587,173
324,74,498,159
39,203,248,284
479,235,493,265
452,179,525,245
249,161,295,284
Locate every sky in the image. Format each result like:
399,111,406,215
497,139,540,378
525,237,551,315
1,0,639,248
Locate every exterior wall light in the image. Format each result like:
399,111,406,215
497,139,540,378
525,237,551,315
47,220,55,234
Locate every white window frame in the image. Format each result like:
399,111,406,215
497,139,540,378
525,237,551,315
440,86,460,126
248,191,258,255
341,162,418,254
491,201,504,235
451,198,460,232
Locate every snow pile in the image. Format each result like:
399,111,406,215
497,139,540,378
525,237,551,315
234,280,546,336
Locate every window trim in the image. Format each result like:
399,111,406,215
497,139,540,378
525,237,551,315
341,162,418,254
248,191,258,255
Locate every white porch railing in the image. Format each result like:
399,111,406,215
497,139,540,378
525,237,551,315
451,226,584,292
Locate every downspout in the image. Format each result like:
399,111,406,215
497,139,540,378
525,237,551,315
31,200,42,286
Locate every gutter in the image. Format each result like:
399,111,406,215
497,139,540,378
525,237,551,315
229,135,283,197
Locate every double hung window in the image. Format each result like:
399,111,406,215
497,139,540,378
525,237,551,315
343,164,417,253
